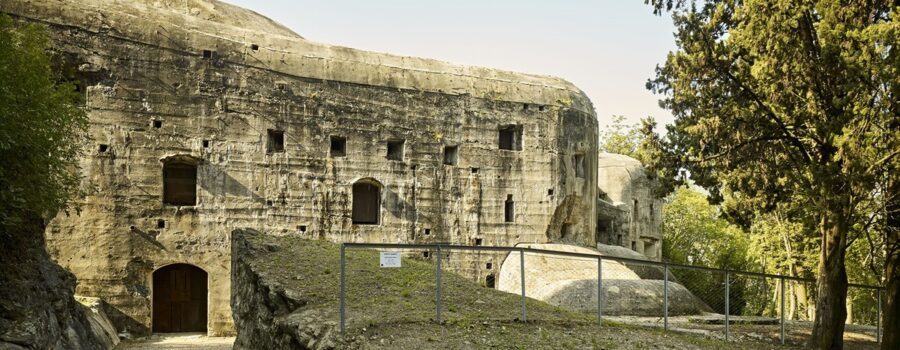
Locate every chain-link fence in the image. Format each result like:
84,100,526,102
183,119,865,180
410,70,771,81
339,243,883,347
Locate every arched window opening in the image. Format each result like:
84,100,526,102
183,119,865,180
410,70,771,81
352,180,381,225
504,195,515,223
163,160,197,206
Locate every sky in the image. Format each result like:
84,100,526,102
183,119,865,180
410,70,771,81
226,0,677,131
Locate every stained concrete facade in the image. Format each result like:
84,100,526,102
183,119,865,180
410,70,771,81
595,153,662,260
2,0,598,336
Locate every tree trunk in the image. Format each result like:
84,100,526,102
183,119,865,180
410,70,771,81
882,178,899,350
809,210,849,350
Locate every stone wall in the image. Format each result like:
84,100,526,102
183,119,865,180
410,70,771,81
1,0,598,336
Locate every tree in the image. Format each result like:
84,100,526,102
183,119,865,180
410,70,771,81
0,14,87,228
662,186,750,313
598,115,658,165
644,1,899,349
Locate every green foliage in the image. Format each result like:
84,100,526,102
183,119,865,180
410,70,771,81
0,15,87,226
662,186,751,313
643,1,898,346
599,115,643,159
663,186,749,270
747,211,817,278
598,115,660,165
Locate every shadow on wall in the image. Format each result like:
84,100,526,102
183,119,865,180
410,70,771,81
201,163,264,202
102,303,149,337
546,195,585,244
383,186,416,223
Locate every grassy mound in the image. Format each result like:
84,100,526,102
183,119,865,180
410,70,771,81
239,233,820,349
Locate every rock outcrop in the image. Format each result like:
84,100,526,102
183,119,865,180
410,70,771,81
231,229,336,350
0,215,117,350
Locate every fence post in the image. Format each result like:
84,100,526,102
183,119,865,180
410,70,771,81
725,271,730,341
520,248,527,322
877,288,881,343
780,277,785,345
663,262,669,331
436,245,442,325
597,256,603,327
340,244,346,334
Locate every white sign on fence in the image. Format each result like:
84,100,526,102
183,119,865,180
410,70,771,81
379,251,401,268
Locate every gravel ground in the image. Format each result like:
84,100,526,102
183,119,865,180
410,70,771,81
114,333,234,350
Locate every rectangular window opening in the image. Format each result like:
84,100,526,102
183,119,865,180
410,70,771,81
99,144,109,153
443,145,459,166
498,125,522,151
386,139,405,161
471,167,479,174
202,49,214,59
157,219,165,229
475,238,483,246
330,136,346,157
504,194,515,223
267,129,285,153
163,162,197,206
202,140,210,148
153,120,162,129
486,262,492,269
250,44,259,51
298,225,307,233
424,228,431,235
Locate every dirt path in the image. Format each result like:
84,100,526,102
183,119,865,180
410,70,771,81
114,333,234,350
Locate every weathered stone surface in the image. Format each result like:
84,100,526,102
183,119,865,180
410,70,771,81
0,215,115,350
545,279,712,316
496,244,641,297
497,243,710,316
75,297,120,349
1,0,598,336
596,153,662,260
231,229,336,350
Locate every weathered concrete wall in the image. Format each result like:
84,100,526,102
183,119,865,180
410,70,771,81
496,244,710,316
1,0,598,336
596,153,662,260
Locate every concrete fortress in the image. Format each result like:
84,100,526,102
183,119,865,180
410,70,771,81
2,0,600,336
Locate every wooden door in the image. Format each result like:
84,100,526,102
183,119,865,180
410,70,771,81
152,264,207,333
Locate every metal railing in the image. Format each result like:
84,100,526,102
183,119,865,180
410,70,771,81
338,243,884,345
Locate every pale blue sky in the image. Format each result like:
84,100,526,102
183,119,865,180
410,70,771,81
227,0,676,131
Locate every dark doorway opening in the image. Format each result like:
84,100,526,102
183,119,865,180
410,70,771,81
152,264,208,333
352,180,381,225
485,274,496,288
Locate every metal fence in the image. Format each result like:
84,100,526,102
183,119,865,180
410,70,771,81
338,243,883,346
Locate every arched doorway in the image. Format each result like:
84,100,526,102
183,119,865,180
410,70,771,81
152,264,208,333
352,179,382,225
